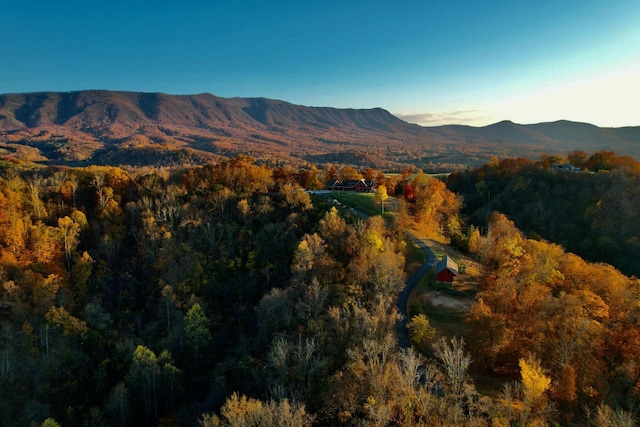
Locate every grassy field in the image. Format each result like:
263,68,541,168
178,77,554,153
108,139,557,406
328,191,398,219
412,269,434,299
421,304,471,338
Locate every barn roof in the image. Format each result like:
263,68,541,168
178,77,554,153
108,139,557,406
435,256,458,276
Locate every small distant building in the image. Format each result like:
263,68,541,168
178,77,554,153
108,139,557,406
551,163,581,173
435,256,458,285
325,179,376,192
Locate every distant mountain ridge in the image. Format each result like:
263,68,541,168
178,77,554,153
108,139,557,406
0,90,638,168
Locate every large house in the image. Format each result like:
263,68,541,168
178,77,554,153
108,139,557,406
326,179,376,192
435,256,458,285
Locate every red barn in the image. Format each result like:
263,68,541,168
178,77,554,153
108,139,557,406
435,256,458,285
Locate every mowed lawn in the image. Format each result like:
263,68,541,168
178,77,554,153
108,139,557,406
328,191,397,218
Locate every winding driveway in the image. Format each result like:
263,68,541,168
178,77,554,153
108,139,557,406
397,231,437,348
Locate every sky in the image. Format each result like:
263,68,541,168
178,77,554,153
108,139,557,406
1,1,639,127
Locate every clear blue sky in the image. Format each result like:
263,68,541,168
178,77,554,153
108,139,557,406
2,1,639,127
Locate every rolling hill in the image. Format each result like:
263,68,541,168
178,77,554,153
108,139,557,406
0,90,638,169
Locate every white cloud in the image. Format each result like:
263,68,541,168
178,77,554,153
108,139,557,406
393,110,498,127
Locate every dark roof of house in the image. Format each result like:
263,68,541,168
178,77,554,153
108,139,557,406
435,256,458,276
340,180,362,187
327,179,375,188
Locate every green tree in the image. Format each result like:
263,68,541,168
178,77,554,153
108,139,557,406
41,418,61,427
184,303,211,358
129,345,180,424
131,345,159,422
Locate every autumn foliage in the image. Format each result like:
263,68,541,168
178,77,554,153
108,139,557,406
468,211,640,421
0,156,638,426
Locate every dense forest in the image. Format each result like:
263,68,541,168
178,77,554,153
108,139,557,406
448,150,640,277
0,154,638,426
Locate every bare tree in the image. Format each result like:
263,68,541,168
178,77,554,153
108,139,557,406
28,175,47,220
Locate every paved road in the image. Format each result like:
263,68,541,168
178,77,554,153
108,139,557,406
397,231,436,348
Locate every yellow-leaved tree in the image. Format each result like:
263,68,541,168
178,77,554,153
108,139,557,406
374,185,388,214
519,355,552,425
520,356,551,403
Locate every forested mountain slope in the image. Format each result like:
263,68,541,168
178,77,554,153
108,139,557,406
447,151,640,277
1,90,638,168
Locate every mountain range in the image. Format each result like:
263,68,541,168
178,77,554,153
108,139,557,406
0,90,638,169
